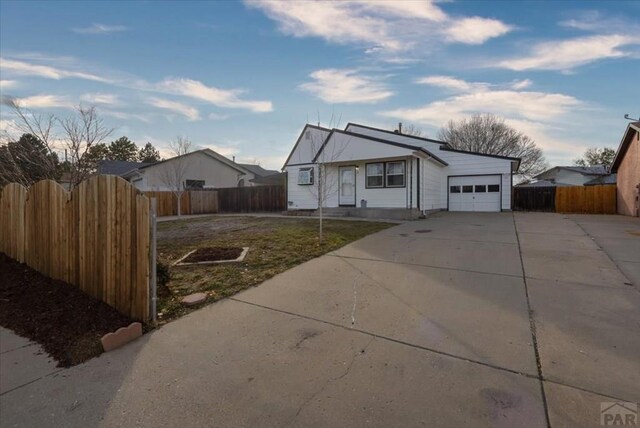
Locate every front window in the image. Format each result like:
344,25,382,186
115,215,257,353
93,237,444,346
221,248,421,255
386,161,405,187
366,163,384,188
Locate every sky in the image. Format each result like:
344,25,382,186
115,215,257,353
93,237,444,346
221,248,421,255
1,0,639,170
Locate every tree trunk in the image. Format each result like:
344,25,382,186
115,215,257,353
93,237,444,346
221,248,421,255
177,193,181,217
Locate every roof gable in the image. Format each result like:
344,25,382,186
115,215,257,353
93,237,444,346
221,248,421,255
611,121,640,172
134,149,249,175
283,124,331,168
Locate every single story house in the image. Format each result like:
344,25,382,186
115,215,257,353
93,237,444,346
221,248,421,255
522,166,611,187
611,121,640,217
121,149,260,191
283,123,521,216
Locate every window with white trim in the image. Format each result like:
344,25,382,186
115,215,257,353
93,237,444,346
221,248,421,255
386,161,405,187
366,163,384,188
298,167,314,185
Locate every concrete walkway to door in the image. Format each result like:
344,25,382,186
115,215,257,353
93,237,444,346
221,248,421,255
1,212,638,427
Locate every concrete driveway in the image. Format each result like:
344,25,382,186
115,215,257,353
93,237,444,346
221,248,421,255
1,212,639,427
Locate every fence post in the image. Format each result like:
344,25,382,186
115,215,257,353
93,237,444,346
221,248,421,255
150,197,158,324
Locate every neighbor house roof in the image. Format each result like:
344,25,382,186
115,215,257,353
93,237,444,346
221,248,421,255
584,174,617,186
237,163,278,177
250,171,285,185
611,121,640,173
534,165,609,180
516,180,572,187
126,148,251,177
97,160,150,176
311,129,449,166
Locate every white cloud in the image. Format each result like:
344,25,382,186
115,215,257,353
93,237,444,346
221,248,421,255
380,76,586,159
102,110,151,123
0,57,108,82
80,92,119,105
0,80,18,90
72,23,127,34
246,0,512,57
11,94,74,109
416,75,488,92
445,17,512,45
498,34,639,71
510,79,532,90
145,97,200,121
158,78,273,113
299,68,393,104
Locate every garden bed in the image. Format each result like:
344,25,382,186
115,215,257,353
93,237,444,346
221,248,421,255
0,253,137,367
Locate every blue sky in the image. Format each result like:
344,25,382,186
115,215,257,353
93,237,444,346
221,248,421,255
1,0,639,169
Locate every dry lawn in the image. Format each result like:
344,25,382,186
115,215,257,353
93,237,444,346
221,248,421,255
156,216,393,323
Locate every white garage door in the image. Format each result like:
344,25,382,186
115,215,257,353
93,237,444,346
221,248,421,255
449,175,501,212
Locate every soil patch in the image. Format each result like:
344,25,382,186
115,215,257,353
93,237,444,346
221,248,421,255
182,247,244,263
0,253,136,367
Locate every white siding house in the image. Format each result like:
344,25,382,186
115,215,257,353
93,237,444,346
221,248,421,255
283,123,520,217
123,149,256,191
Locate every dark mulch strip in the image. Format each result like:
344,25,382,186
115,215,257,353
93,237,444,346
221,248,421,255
0,253,136,368
182,246,243,263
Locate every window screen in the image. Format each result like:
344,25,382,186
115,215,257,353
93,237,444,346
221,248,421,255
475,185,486,193
462,185,473,193
386,161,405,187
366,163,384,188
488,184,500,192
450,185,461,193
185,179,205,189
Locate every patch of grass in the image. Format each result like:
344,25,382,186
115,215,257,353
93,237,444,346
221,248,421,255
155,216,392,323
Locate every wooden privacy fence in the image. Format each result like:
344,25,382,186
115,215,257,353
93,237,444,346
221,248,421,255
513,185,616,214
217,185,286,213
513,187,556,212
555,185,617,214
0,176,150,321
145,185,285,216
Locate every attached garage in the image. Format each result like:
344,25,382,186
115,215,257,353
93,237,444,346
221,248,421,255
448,175,501,212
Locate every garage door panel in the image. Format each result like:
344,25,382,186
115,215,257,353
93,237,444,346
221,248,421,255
449,176,501,212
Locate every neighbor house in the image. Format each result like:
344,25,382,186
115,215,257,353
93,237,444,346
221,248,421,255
520,166,611,187
283,123,520,217
611,121,640,217
121,148,259,191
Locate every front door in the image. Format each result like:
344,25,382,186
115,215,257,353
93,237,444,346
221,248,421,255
339,166,356,206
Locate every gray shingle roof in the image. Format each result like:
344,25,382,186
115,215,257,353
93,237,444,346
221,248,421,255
97,160,150,176
237,163,278,177
516,180,572,188
584,174,617,186
561,165,608,175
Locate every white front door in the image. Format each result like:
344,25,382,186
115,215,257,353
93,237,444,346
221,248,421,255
339,166,356,206
449,175,502,212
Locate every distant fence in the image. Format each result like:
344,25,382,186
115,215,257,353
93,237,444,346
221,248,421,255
217,185,286,213
513,185,616,214
513,187,556,212
145,185,285,216
0,176,150,321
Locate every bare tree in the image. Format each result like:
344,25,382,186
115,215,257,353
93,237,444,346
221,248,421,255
303,116,350,242
159,136,192,217
60,105,114,187
438,114,548,180
1,98,60,185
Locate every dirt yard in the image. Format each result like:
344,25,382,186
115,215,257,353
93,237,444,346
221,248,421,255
0,254,136,367
156,216,392,322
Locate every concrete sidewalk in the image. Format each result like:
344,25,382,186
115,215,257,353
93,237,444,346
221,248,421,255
1,212,638,427
0,327,61,395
